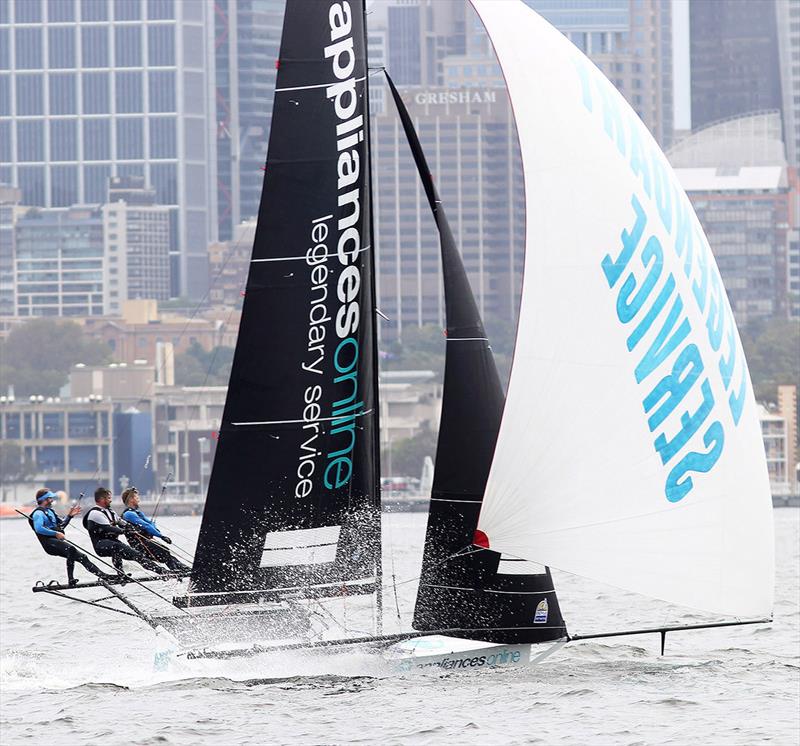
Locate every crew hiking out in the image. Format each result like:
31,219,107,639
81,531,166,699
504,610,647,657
83,487,167,575
28,488,116,586
121,487,190,574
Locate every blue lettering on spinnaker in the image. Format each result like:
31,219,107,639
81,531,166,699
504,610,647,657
599,197,725,502
575,53,747,501
575,54,748,430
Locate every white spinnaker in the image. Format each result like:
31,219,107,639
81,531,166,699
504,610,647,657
472,0,774,619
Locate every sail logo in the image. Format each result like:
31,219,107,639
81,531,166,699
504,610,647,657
570,56,746,503
321,1,367,491
534,598,549,624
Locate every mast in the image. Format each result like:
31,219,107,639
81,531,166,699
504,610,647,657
362,0,384,635
385,75,566,645
187,0,382,608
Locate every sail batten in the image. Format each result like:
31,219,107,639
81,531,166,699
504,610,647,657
471,0,774,619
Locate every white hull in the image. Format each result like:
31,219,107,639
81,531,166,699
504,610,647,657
383,635,567,674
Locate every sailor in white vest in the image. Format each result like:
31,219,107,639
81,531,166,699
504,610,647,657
83,487,167,575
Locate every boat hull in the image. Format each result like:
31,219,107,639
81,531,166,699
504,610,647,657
384,634,566,674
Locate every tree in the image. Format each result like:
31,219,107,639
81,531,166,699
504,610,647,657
0,319,111,397
384,422,438,477
174,342,235,386
0,443,37,484
741,319,800,404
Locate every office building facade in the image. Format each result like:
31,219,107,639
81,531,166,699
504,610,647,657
213,0,283,240
669,112,796,325
373,85,524,340
0,0,217,299
690,0,782,134
526,0,674,147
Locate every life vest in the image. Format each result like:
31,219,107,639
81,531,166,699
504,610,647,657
82,506,123,547
28,506,62,546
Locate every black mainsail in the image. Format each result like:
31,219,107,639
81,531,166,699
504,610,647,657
386,76,566,644
189,0,381,606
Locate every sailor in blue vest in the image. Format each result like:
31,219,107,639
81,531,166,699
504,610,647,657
121,487,190,573
29,488,116,586
83,487,167,575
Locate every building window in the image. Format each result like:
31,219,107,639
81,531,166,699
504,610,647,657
48,0,76,21
81,0,107,21
84,164,111,203
68,411,97,438
114,0,140,20
0,76,8,119
116,117,144,159
148,25,175,66
51,165,79,207
82,72,110,115
17,120,45,161
15,0,43,22
5,413,21,439
37,445,66,472
114,26,142,68
149,70,176,112
48,27,76,69
151,163,177,204
69,444,98,471
16,75,44,116
147,0,174,19
81,26,109,68
116,71,143,113
43,413,65,439
18,166,46,205
149,117,177,158
51,119,78,162
83,119,110,160
16,28,43,70
50,72,77,115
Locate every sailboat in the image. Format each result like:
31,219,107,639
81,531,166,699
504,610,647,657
32,0,774,671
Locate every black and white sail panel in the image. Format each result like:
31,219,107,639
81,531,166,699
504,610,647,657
385,75,566,645
190,0,380,601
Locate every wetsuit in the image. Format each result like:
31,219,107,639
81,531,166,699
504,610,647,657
122,507,190,573
83,506,166,575
29,507,107,583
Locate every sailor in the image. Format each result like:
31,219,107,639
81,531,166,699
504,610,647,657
120,487,190,573
83,487,167,575
29,488,115,586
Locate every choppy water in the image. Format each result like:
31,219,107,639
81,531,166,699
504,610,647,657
1,509,798,746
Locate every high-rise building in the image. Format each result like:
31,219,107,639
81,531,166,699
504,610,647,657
0,184,23,317
104,177,171,302
669,111,796,325
14,190,171,318
15,205,108,317
213,0,284,240
383,0,466,86
373,85,524,339
526,0,674,147
0,0,217,299
777,0,800,167
690,0,782,134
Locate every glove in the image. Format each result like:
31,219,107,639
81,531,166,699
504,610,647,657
161,535,172,544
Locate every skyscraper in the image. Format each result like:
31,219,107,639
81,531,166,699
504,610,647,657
213,0,284,240
0,0,217,299
373,85,524,339
690,0,782,132
776,0,800,167
526,0,674,147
